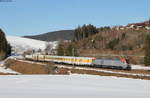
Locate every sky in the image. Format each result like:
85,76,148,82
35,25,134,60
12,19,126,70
0,0,150,36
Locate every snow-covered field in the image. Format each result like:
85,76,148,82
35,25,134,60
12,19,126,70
0,75,150,98
6,36,58,54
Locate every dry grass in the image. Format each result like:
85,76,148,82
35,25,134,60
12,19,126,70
0,73,16,75
78,48,144,64
5,59,55,74
4,59,70,75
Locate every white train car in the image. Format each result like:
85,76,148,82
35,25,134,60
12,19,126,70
44,55,95,66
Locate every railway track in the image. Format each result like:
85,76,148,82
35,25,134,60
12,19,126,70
10,57,150,80
55,64,150,76
40,61,150,80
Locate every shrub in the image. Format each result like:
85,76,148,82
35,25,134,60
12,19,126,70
106,38,120,50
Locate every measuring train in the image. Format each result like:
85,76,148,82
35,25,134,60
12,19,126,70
25,54,131,70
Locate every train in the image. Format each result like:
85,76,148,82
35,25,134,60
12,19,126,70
25,54,131,70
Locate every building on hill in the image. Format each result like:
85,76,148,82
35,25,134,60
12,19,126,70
113,20,150,30
127,20,150,30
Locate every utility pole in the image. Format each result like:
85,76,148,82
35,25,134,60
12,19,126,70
72,48,75,68
72,48,75,57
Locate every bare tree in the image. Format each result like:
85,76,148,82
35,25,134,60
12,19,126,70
45,42,53,55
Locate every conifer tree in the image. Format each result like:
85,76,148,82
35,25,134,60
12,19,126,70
57,43,64,56
66,44,78,56
0,29,11,60
74,24,98,41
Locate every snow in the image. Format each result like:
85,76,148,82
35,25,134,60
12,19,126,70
0,62,19,74
132,64,150,70
77,67,150,77
58,65,150,77
6,36,58,54
0,59,20,74
0,67,20,74
0,75,150,98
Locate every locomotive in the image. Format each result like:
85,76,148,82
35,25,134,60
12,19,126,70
25,54,131,70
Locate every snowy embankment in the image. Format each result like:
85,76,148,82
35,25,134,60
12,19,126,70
58,65,150,77
0,75,150,98
0,67,19,74
6,36,58,54
132,64,150,70
0,59,20,74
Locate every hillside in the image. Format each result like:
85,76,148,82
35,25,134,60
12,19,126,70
57,21,150,64
24,30,74,41
6,36,58,54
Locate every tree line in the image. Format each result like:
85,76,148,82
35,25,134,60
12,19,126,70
74,24,98,41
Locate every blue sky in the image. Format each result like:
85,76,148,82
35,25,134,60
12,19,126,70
0,0,150,36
